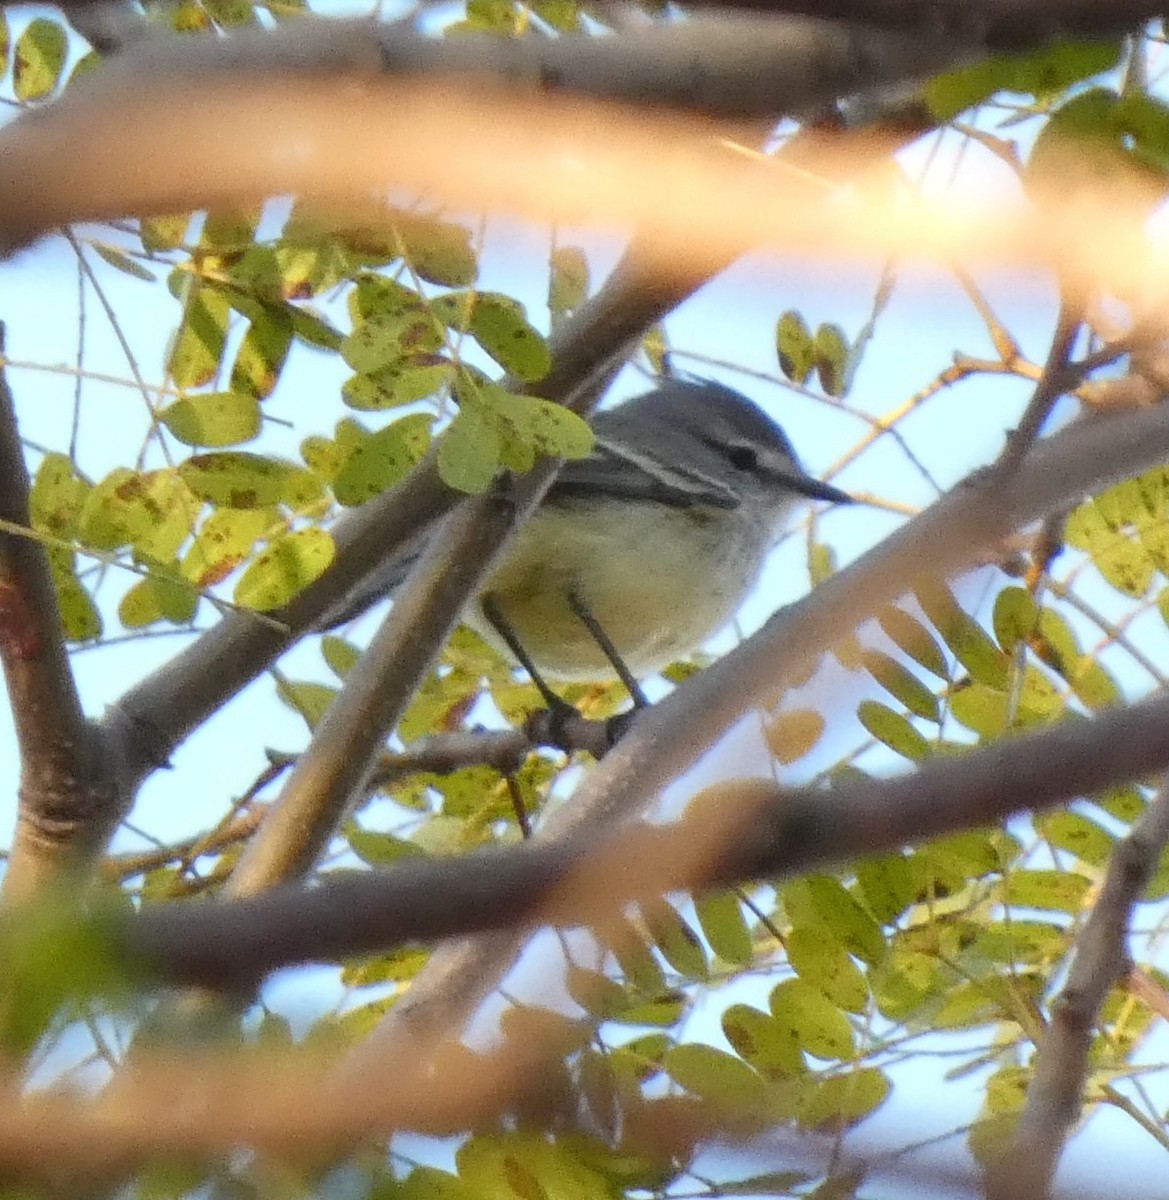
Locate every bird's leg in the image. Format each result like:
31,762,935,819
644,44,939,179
565,587,649,710
565,587,648,744
480,591,566,714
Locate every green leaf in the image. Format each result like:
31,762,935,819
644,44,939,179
487,389,595,462
437,406,500,494
992,586,1038,653
348,827,423,867
855,853,923,925
813,323,852,398
949,681,1008,738
972,920,1067,966
916,583,1010,688
1002,868,1092,913
0,14,10,72
342,308,443,373
457,1133,610,1200
276,678,337,727
179,452,293,508
549,246,589,320
77,468,198,560
0,897,139,1056
531,0,581,30
664,1043,769,1109
783,877,886,965
118,573,198,628
92,243,156,283
321,635,361,678
394,214,477,287
13,18,67,102
55,566,102,642
764,708,824,764
695,891,753,966
168,284,231,390
1093,786,1145,823
342,360,453,411
642,899,709,981
871,946,949,1022
809,542,836,586
856,700,929,761
231,307,294,399
332,415,433,506
777,310,814,384
797,1068,890,1129
1027,88,1164,216
29,453,90,539
877,606,949,679
181,507,275,587
722,1003,805,1078
234,528,335,611
140,215,193,254
769,978,855,1060
436,292,552,382
924,40,1121,120
1115,92,1169,173
861,649,939,722
607,923,666,995
787,925,869,1013
160,392,261,448
1067,497,1156,597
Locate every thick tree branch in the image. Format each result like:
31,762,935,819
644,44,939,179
121,685,1169,988
987,778,1169,1200
0,339,111,901
675,0,1161,47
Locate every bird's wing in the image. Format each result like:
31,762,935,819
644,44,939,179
548,431,739,510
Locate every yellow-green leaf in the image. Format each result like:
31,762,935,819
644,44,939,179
234,528,335,611
722,1003,805,1079
181,507,275,587
856,700,929,761
769,978,855,1060
787,926,869,1013
549,246,589,320
777,310,814,385
437,406,500,494
332,415,433,506
862,648,939,722
168,285,231,390
14,18,66,102
342,360,453,411
179,452,292,508
642,898,708,981
695,891,753,966
160,392,262,448
764,708,825,764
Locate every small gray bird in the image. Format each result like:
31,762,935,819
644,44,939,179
324,378,852,682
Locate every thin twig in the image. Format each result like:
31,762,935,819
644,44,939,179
987,774,1169,1200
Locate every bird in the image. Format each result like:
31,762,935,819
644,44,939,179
322,376,852,688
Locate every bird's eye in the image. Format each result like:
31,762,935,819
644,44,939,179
727,443,758,471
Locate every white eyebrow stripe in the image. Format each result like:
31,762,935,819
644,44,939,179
592,435,740,507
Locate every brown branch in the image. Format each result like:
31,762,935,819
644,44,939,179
987,776,1169,1200
668,0,1161,48
0,18,1156,297
117,683,1169,990
0,334,112,902
998,289,1083,469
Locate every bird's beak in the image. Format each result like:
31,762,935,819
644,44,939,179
789,475,854,505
